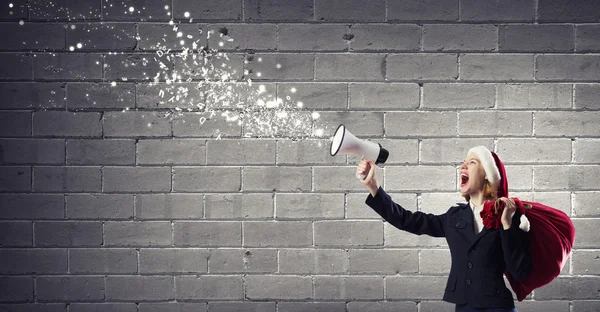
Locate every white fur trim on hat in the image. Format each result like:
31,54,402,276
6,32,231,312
467,146,501,187
519,214,530,232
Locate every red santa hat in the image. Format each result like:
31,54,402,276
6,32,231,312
468,146,529,231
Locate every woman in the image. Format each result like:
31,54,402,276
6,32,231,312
356,146,532,312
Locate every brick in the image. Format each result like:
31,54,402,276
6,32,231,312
386,166,456,191
535,276,600,299
104,166,171,192
347,193,416,219
387,54,458,80
505,165,533,191
243,166,311,192
350,24,420,51
461,0,535,21
247,53,314,81
102,0,171,21
206,24,277,51
0,53,32,79
104,111,172,138
423,83,495,109
137,24,204,51
576,25,600,52
278,25,348,51
278,82,347,109
0,23,65,50
138,139,205,165
574,139,600,163
315,220,383,246
174,221,241,246
0,194,64,219
139,302,207,312
67,82,134,109
135,82,203,109
0,277,33,301
314,111,384,137
500,25,574,52
277,139,346,165
33,111,102,137
0,166,30,192
105,221,172,246
279,249,348,274
575,84,600,109
385,222,448,248
246,275,312,300
136,194,203,219
0,221,32,246
424,25,496,52
140,248,209,273
349,83,418,110
70,249,137,274
348,302,418,312
420,249,452,274
346,138,419,165
245,0,313,21
350,249,418,274
573,301,600,312
0,82,65,109
316,0,385,21
66,194,133,219
314,166,382,192
206,139,274,165
420,193,466,215
279,302,345,312
315,54,385,81
421,138,493,164
536,55,600,81
386,276,446,299
460,54,534,81
67,23,137,51
385,112,457,137
510,191,571,216
104,54,168,81
174,53,245,82
205,194,272,219
0,0,28,20
514,301,570,312
0,304,66,312
535,165,600,191
33,166,101,192
572,250,600,274
66,139,135,165
0,249,67,273
34,53,103,80
106,276,174,300
538,0,600,22
459,111,532,136
70,303,137,312
209,248,277,273
37,276,104,301
0,112,31,136
176,275,243,300
173,167,240,192
0,139,65,164
243,221,311,247
314,276,383,300
387,0,458,21
535,112,600,137
498,83,572,109
174,0,242,20
35,222,102,246
209,302,274,312
574,192,600,217
30,0,101,20
497,138,571,163
276,194,343,219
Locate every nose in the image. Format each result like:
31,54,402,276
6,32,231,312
460,162,467,170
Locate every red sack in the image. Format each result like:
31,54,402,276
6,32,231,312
483,198,576,301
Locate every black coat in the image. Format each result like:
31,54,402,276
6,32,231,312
366,186,533,309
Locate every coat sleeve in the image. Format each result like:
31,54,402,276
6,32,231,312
500,210,533,281
365,186,446,237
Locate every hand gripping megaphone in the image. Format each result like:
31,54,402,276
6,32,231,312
329,124,389,180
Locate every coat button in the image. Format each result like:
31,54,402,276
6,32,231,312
468,262,473,268
466,279,471,285
455,222,461,227
494,289,500,295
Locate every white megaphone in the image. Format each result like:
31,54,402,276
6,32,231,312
330,124,389,180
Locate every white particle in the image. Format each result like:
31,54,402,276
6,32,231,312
129,6,134,12
276,63,281,69
290,87,297,93
314,129,324,136
18,20,24,25
258,85,266,93
9,3,13,8
180,40,185,45
111,81,117,87
69,46,75,51
176,32,182,37
169,20,174,25
184,12,190,18
256,72,262,77
76,43,82,49
312,112,320,119
96,61,100,65
71,25,76,29
297,101,303,108
165,5,169,9
147,123,152,127
258,57,262,62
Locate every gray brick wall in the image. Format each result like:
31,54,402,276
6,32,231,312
0,0,599,311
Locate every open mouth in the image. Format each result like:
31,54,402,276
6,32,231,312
460,173,469,187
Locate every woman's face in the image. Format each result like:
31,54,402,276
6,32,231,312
460,152,487,196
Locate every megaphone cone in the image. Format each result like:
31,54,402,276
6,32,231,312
330,124,389,179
